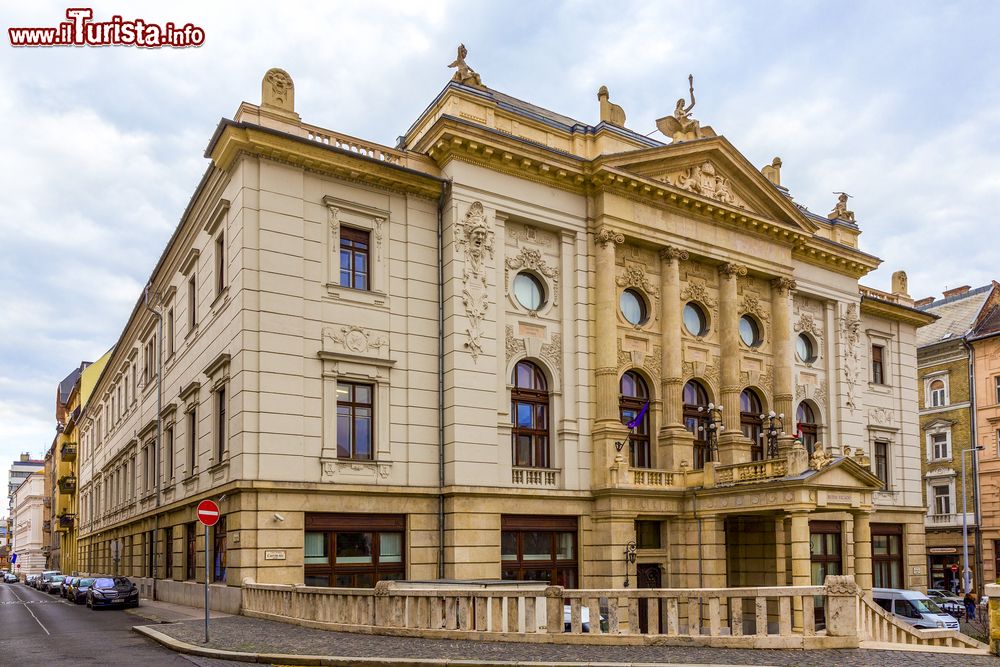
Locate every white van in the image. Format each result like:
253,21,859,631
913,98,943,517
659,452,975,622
872,588,960,630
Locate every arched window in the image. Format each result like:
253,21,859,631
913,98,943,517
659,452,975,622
683,380,710,469
740,389,764,461
620,371,651,468
511,361,550,468
796,402,818,456
929,379,946,407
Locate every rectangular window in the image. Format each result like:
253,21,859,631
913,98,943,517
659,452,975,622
872,524,903,588
123,369,129,409
339,227,370,290
871,345,884,385
995,376,1000,404
188,274,197,330
147,530,154,578
164,526,173,579
215,234,226,296
500,515,578,588
141,447,149,493
337,382,373,460
131,364,136,400
216,387,226,462
167,308,175,357
635,520,662,550
187,408,197,473
874,440,889,489
213,516,226,583
304,513,405,587
933,485,951,515
931,432,949,460
186,522,197,580
165,426,174,481
996,429,1000,457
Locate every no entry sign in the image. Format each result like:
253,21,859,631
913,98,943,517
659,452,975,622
197,499,221,526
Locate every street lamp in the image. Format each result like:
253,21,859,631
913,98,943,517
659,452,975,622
962,445,984,595
697,403,724,463
623,540,637,588
760,411,784,459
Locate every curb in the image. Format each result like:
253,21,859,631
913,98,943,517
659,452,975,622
131,625,773,667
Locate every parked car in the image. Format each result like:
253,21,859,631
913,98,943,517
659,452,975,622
87,576,139,609
67,577,95,604
872,588,960,630
927,588,965,618
37,570,61,591
40,572,64,593
62,577,80,599
57,575,75,597
3,572,17,583
25,574,38,587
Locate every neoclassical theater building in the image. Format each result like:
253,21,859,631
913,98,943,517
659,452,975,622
76,52,934,606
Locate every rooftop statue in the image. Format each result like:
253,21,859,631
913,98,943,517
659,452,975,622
656,74,716,142
828,192,856,222
597,85,627,126
448,44,484,88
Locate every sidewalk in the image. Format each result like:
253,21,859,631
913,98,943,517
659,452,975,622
132,611,998,667
126,597,232,624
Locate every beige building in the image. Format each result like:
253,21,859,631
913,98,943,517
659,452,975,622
11,472,47,577
76,55,934,608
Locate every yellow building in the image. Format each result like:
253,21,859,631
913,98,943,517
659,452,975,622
75,55,934,612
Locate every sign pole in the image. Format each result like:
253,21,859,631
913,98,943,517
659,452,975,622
205,521,210,644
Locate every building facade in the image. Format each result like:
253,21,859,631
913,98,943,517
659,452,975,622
76,59,933,604
7,453,44,515
11,473,47,577
51,362,91,574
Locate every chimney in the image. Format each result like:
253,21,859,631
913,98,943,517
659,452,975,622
914,297,934,308
942,285,971,299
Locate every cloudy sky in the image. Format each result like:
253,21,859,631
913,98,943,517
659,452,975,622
1,1,998,499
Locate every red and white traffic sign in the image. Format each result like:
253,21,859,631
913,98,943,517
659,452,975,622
197,499,221,526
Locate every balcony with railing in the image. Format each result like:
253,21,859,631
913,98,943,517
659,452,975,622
925,512,976,528
57,514,74,531
60,442,77,462
58,475,77,494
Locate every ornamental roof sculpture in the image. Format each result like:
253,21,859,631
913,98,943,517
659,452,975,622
828,192,856,223
656,74,717,142
448,43,484,88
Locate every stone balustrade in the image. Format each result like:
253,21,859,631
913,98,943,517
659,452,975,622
714,457,788,487
302,124,404,165
240,575,987,651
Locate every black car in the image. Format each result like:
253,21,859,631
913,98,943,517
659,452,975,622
87,576,139,609
67,577,95,604
62,577,80,599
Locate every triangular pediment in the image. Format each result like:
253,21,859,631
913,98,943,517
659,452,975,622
600,136,818,234
804,457,883,490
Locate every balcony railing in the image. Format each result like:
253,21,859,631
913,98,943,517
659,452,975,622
511,467,558,488
58,515,74,530
60,443,77,462
715,458,789,486
58,475,77,494
925,512,976,528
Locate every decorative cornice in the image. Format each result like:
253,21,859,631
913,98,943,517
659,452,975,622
203,198,230,235
179,248,200,276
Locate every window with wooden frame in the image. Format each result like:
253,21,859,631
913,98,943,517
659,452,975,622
304,513,405,588
683,380,710,469
872,524,903,589
929,378,946,407
620,371,650,468
740,388,764,461
213,516,226,582
874,440,889,489
339,227,370,290
164,526,174,579
995,376,1000,404
336,382,373,460
167,308,175,357
215,387,226,463
871,344,885,385
500,515,578,588
796,402,818,456
186,522,197,580
187,407,197,473
164,426,174,482
511,361,550,468
187,273,197,329
215,233,226,296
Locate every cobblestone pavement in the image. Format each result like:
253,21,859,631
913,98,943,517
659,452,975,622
153,615,994,666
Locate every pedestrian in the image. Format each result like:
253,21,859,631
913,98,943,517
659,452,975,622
964,592,976,620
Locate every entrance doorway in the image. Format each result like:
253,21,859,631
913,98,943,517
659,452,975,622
929,554,962,593
637,563,662,634
810,521,842,629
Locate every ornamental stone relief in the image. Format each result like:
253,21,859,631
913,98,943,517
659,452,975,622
740,294,770,323
455,201,495,362
645,345,662,385
839,303,863,414
505,246,559,306
658,161,749,210
681,280,717,309
323,326,388,354
539,334,562,372
616,264,660,298
794,311,823,343
508,224,551,246
505,325,525,359
869,407,894,425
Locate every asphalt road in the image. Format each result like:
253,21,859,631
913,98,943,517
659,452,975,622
0,581,252,666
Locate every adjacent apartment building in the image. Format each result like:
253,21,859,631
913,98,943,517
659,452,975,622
76,56,934,606
11,472,47,576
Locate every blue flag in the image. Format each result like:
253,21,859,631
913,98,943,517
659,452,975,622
625,400,649,430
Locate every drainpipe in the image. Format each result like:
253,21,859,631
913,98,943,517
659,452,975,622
436,181,451,580
963,336,984,597
143,284,163,600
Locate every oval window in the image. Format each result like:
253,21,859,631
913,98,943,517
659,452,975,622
513,273,544,310
796,333,816,363
739,315,761,347
683,302,707,336
620,289,647,325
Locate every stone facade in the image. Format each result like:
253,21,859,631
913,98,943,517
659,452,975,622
75,64,933,598
11,473,47,577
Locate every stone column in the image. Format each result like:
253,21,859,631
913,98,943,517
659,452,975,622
717,262,747,464
852,510,873,594
789,510,811,631
771,277,797,454
659,246,693,468
595,227,623,424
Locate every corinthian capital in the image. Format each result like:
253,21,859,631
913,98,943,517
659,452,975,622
659,245,689,263
719,262,748,278
771,277,797,294
596,226,625,247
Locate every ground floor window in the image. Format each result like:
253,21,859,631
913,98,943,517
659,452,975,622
164,526,174,579
809,521,843,583
186,522,197,580
304,513,405,587
872,523,903,588
500,515,578,588
213,516,227,583
929,553,962,592
146,531,154,577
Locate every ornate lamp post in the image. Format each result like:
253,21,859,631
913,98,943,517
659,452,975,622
623,540,637,587
698,403,724,463
761,411,784,459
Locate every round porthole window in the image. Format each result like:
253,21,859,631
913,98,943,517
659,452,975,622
683,302,708,336
513,272,545,311
739,315,762,347
620,289,647,325
796,333,817,363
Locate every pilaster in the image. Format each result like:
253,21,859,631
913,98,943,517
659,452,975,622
717,262,747,464
771,277,797,454
658,245,692,467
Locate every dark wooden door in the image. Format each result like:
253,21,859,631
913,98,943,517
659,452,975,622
637,563,662,634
